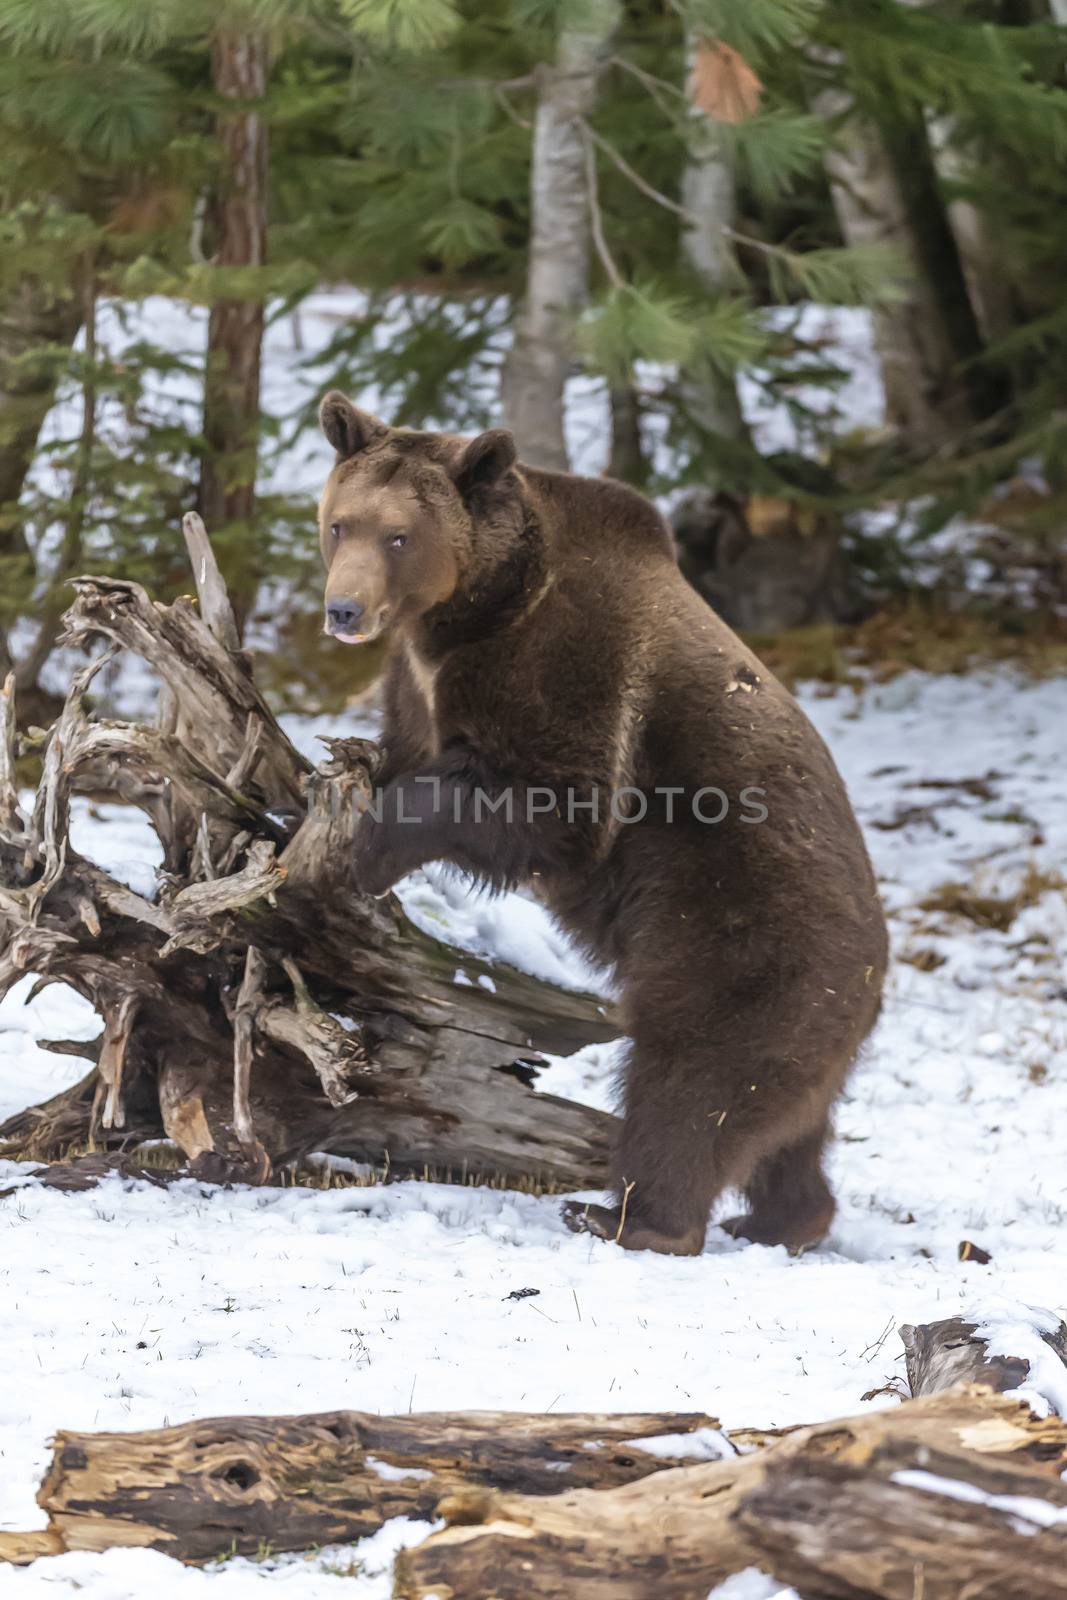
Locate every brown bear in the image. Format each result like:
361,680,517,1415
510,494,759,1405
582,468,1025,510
317,391,888,1256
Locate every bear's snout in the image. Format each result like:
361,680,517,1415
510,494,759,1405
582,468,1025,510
326,597,365,640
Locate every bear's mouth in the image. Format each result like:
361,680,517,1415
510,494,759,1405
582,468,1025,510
324,604,389,646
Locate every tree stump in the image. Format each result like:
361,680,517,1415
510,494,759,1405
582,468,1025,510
0,515,617,1190
901,1314,1067,1405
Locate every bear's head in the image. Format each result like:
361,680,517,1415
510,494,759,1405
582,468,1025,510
318,391,520,647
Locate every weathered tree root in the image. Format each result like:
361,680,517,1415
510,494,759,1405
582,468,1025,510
0,515,617,1190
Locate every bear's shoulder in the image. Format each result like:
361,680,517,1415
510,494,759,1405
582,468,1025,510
521,467,676,563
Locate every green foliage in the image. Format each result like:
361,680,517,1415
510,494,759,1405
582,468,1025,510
679,0,824,56
420,198,502,269
304,293,509,432
579,283,766,383
727,111,826,202
4,0,1067,689
338,0,462,52
0,57,177,164
758,239,906,309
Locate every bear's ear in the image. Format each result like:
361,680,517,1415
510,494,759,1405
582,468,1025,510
454,428,517,500
319,391,387,459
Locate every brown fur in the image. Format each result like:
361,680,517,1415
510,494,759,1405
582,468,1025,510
317,392,889,1256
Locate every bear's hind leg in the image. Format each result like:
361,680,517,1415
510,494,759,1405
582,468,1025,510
719,1122,835,1253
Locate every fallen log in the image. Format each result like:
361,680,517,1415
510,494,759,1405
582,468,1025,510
393,1387,1067,1600
0,515,618,1190
0,1408,725,1566
738,1433,1067,1600
901,1312,1067,1408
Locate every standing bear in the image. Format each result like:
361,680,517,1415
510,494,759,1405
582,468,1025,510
317,392,888,1256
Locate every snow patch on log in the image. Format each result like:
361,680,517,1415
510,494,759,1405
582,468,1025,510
621,1425,734,1461
893,1468,1067,1532
971,1303,1067,1419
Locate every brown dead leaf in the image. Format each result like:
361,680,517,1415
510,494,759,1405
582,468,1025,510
688,40,763,125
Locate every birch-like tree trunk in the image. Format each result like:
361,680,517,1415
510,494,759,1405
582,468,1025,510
678,37,747,454
814,76,972,448
500,1,621,471
199,28,269,635
0,278,81,677
1050,1,1067,24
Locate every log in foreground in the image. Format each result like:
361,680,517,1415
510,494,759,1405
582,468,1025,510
0,515,617,1190
394,1387,1067,1600
0,1409,726,1566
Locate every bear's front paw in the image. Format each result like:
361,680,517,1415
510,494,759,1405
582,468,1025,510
561,1199,705,1256
562,1200,623,1242
351,817,407,900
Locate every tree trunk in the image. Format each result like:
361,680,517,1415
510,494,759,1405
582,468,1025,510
924,114,1013,343
0,1408,722,1565
607,378,646,484
0,275,82,678
198,29,270,637
678,36,747,466
0,515,616,1190
895,0,1013,347
814,75,975,450
395,1387,1067,1600
500,2,621,471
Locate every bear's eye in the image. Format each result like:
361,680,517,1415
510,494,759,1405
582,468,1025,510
329,522,343,541
386,533,408,550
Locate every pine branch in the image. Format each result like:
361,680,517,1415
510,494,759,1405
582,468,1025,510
582,129,625,291
580,120,695,223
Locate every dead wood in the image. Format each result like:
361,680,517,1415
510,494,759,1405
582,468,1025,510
0,1409,722,1566
901,1313,1067,1404
738,1436,1067,1599
0,517,617,1191
394,1386,1067,1600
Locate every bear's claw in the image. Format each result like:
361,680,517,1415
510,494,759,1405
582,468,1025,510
562,1199,620,1241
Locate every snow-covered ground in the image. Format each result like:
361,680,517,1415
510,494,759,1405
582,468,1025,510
2,668,1066,1599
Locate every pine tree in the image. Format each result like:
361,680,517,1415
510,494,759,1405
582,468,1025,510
198,20,271,637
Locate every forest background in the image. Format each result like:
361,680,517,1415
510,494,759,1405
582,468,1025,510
3,0,1067,719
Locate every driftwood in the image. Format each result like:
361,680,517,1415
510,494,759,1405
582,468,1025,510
902,1313,1067,1402
394,1387,1067,1600
0,515,617,1189
0,1408,728,1566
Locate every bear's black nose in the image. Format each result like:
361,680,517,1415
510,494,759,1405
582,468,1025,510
327,598,364,634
